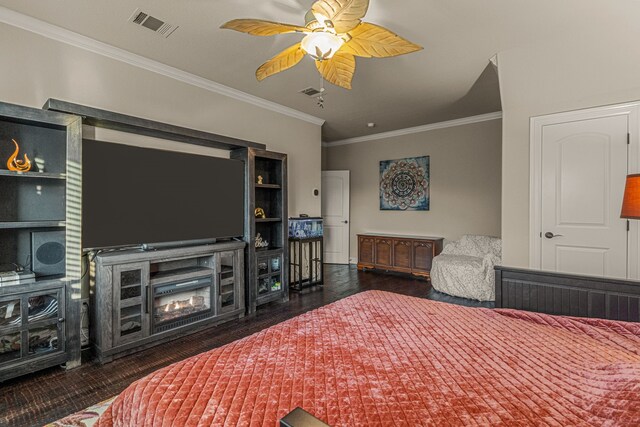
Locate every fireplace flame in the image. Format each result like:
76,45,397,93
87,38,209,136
7,139,32,172
161,297,200,316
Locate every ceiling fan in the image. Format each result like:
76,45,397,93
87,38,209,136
221,0,423,89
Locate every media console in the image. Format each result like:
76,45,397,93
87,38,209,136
90,242,245,363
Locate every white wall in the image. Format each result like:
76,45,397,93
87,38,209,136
0,23,322,216
324,119,502,261
498,3,640,267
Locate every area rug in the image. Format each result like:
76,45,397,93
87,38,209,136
46,397,116,427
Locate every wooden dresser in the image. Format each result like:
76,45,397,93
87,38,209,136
357,234,444,279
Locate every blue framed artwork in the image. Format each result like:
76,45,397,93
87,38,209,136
379,156,430,211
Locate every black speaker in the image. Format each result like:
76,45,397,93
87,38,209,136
31,231,66,276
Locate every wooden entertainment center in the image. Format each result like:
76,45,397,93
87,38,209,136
0,98,290,379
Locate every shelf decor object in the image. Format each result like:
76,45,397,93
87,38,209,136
6,139,32,172
231,148,288,313
255,233,269,249
0,100,82,382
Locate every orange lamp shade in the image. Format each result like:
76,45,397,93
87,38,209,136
621,174,640,219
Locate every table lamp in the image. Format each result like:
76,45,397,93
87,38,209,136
621,174,640,219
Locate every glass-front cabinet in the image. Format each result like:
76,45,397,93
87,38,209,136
0,285,65,369
113,262,149,346
218,251,241,314
257,253,283,298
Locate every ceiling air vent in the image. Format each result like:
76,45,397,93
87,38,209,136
299,87,324,98
128,8,179,38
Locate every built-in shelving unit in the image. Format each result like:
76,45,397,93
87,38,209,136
231,148,288,313
0,101,82,382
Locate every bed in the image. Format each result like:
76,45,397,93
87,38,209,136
96,291,640,426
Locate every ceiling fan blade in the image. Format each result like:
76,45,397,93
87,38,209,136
311,0,369,33
315,51,356,89
342,23,423,58
221,19,307,36
256,43,305,81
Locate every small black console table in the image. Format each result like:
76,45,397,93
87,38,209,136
289,237,323,291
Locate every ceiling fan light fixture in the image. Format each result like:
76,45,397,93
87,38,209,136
301,32,344,60
221,0,423,89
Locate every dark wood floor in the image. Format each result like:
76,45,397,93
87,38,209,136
0,265,432,427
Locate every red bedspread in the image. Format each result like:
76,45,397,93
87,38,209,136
97,291,640,426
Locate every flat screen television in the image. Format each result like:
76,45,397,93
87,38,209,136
82,140,244,250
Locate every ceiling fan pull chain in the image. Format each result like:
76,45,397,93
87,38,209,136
317,76,325,109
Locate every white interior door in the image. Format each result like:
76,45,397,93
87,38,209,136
540,115,629,278
322,171,350,264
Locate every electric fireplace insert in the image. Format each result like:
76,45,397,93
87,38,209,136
152,276,214,334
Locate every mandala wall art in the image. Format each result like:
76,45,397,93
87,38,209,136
379,156,430,211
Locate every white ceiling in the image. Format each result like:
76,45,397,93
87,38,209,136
0,0,613,141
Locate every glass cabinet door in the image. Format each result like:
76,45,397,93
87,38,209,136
0,330,21,365
257,254,283,297
26,292,61,356
218,251,238,313
0,287,64,366
0,297,22,365
113,263,149,345
0,298,21,328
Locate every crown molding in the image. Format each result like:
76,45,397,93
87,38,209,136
322,112,503,147
0,6,325,127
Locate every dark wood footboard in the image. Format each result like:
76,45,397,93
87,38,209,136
495,266,640,322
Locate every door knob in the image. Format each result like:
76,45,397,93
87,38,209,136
544,232,563,239
342,220,348,224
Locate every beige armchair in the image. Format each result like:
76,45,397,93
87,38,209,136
430,235,502,302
